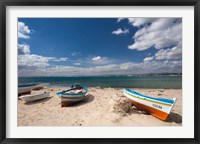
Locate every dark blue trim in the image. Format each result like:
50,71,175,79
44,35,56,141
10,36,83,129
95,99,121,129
56,86,88,96
124,88,174,104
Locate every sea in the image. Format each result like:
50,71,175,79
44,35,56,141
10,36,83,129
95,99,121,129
18,75,182,89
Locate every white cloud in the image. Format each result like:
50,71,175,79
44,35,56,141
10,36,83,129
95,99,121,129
88,56,120,66
18,60,182,77
18,43,30,55
18,43,68,69
18,32,30,39
18,21,31,39
18,21,30,33
74,63,81,66
18,54,51,68
18,54,68,68
92,56,107,61
118,18,155,25
155,46,182,60
127,18,182,51
52,57,68,62
117,18,126,22
127,18,157,27
112,28,129,35
143,56,154,62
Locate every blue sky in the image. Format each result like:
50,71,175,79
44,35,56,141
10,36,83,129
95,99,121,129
18,18,182,76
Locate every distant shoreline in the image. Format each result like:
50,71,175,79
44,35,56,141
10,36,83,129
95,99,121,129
18,73,182,78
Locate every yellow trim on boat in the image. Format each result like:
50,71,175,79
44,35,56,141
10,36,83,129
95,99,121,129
124,91,172,107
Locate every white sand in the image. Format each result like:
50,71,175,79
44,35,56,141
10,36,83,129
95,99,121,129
18,87,182,126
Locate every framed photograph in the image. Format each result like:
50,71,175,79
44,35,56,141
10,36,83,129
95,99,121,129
0,0,199,143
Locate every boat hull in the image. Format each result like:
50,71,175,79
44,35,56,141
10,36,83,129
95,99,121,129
56,85,88,107
18,84,37,96
19,92,50,103
18,87,33,96
129,99,169,120
60,97,85,107
123,88,176,121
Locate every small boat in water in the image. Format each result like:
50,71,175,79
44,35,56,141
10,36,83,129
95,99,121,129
123,88,176,121
56,84,88,107
18,84,37,96
19,92,50,103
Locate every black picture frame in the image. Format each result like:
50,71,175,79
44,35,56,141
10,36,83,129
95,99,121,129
0,0,199,143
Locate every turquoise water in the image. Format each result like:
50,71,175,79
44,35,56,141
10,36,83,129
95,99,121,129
18,75,182,89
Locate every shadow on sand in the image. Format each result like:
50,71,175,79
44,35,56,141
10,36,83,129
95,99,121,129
166,112,182,123
24,96,53,105
128,106,182,123
68,94,95,107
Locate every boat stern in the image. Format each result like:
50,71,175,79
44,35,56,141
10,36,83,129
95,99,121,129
156,97,177,121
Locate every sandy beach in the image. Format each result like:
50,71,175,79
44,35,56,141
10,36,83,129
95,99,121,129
18,87,182,126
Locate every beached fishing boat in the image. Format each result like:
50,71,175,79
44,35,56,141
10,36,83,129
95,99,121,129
33,83,49,90
56,84,88,107
123,88,176,121
19,92,50,103
18,84,37,96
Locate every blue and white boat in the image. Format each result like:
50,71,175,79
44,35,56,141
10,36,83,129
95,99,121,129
56,84,88,107
123,88,176,121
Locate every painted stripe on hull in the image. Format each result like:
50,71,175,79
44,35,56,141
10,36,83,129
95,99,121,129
124,89,172,106
125,91,171,106
124,88,174,104
61,94,86,98
129,99,169,121
124,91,171,114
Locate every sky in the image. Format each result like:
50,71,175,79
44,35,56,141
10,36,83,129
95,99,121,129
18,18,182,77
